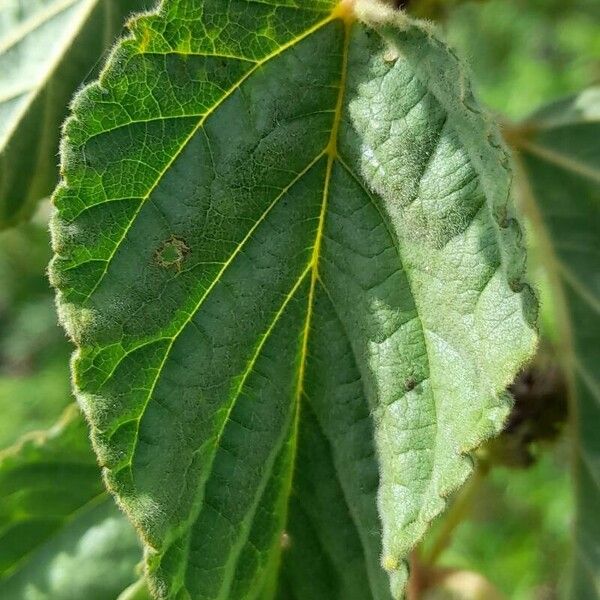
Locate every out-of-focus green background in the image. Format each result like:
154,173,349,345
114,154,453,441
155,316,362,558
0,208,71,448
444,0,600,120
0,0,597,598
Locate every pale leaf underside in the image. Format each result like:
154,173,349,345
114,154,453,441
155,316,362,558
50,1,537,598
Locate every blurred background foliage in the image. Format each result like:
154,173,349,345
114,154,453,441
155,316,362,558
415,1,598,598
442,0,600,119
0,0,597,598
419,445,573,600
0,206,71,448
403,0,600,120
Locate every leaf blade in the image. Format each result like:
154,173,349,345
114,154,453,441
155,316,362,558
50,1,537,597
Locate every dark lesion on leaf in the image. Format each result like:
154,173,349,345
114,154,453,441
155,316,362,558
404,377,417,392
155,236,190,270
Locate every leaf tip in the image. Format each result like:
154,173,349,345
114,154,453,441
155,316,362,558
382,554,400,572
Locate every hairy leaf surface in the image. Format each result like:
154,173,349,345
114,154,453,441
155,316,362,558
0,0,152,229
0,404,143,598
50,0,537,597
513,88,600,599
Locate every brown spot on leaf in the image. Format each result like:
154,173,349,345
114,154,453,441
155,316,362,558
155,236,189,270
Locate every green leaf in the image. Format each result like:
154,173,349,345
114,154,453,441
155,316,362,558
0,403,103,577
511,87,600,599
49,0,537,597
118,578,153,600
0,0,154,229
444,0,600,120
0,404,143,598
0,216,75,449
0,499,144,599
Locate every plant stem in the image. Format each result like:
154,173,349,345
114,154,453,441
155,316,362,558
423,462,489,566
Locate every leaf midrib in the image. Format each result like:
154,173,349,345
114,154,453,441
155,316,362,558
160,12,355,597
513,145,600,571
119,150,326,465
104,10,350,474
268,8,354,595
519,137,600,184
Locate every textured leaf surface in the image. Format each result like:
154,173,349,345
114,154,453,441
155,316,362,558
513,88,600,599
50,0,537,597
0,0,153,229
0,404,143,598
